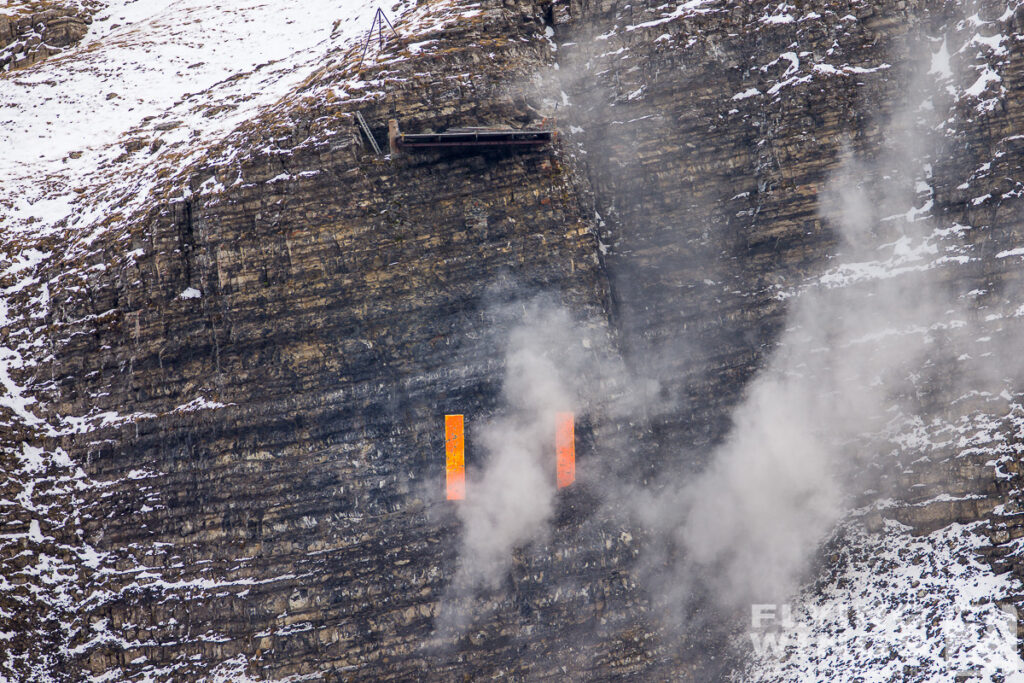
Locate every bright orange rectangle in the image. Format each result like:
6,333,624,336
445,415,465,500
556,412,575,489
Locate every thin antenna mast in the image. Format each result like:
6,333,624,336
356,8,401,71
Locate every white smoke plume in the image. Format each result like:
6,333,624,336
433,296,629,636
639,269,951,610
452,301,579,591
632,40,998,615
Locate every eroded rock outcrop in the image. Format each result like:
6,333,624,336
0,2,98,71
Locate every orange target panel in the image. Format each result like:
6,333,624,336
556,412,575,489
445,414,465,500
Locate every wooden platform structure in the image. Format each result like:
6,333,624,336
388,118,555,154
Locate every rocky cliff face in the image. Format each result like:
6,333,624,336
3,0,1024,681
0,1,97,72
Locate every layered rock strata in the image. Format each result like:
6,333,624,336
0,2,98,72
2,0,1024,681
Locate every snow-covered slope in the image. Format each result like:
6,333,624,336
741,519,1024,682
0,0,410,240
